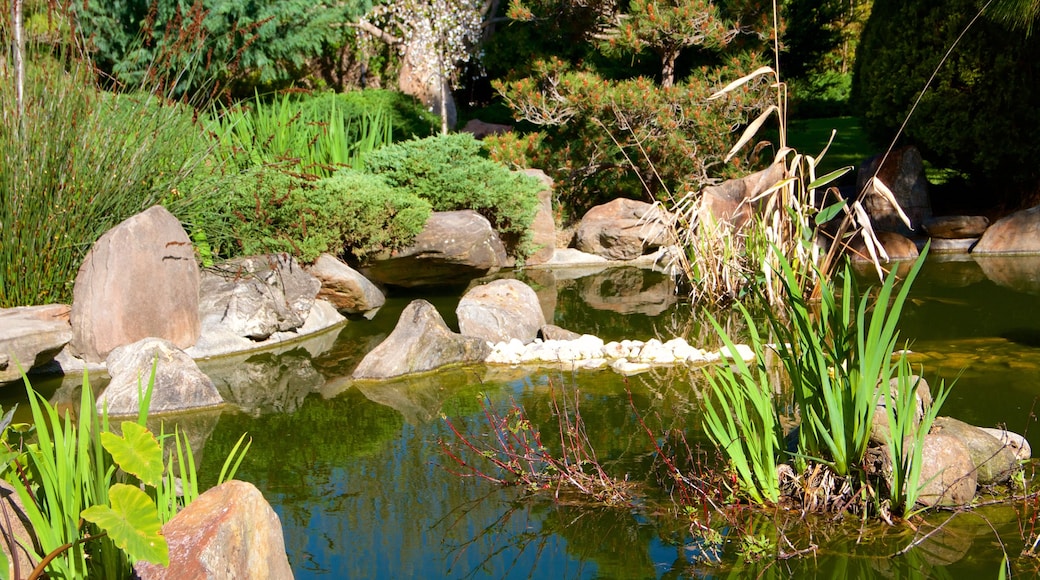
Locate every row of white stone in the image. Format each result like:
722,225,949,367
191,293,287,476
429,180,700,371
484,335,755,375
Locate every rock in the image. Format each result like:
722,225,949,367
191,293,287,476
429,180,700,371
187,299,345,360
70,205,201,363
578,267,678,316
361,210,507,288
855,145,932,235
928,238,978,254
979,427,1031,461
973,204,1040,254
870,375,933,446
99,338,224,416
135,480,293,580
915,432,977,507
461,118,512,139
698,162,786,231
0,480,35,578
352,300,491,380
931,417,1021,485
199,254,321,341
524,169,557,265
575,198,675,260
923,215,990,239
849,231,919,262
0,305,72,383
306,254,385,316
457,279,546,344
542,248,609,267
539,325,582,341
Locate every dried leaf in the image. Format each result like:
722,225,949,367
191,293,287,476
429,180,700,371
709,66,776,100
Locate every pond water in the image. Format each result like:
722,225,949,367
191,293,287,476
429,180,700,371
22,256,1040,578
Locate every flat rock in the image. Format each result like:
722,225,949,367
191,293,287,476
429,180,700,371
923,215,989,239
70,205,200,363
306,253,385,316
575,198,675,261
973,204,1040,254
352,300,490,380
135,480,293,580
0,305,72,383
361,210,507,288
457,279,546,344
99,338,224,416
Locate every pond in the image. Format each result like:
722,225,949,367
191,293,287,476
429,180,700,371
22,256,1040,578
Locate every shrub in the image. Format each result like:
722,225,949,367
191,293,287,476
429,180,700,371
298,89,440,141
364,133,543,256
852,0,1040,201
192,167,431,263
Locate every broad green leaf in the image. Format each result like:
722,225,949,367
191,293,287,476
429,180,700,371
82,483,169,566
101,422,163,487
807,166,853,190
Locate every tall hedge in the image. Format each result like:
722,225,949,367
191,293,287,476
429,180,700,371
852,0,1040,201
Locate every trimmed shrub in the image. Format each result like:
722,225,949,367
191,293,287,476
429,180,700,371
364,134,543,256
193,167,430,264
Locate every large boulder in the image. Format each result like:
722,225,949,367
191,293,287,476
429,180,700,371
931,417,1021,485
855,145,932,235
199,254,321,341
306,253,385,317
698,161,786,231
0,305,72,383
98,338,224,416
70,205,200,363
524,169,557,266
352,300,491,380
923,215,990,239
915,432,977,507
575,198,675,261
361,210,508,288
135,480,293,580
973,204,1040,254
457,279,546,344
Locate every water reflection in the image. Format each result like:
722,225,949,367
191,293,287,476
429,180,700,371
181,258,1040,578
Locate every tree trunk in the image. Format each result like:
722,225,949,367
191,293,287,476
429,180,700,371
398,40,457,130
661,50,677,88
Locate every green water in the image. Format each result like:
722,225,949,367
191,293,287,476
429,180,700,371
35,260,1040,578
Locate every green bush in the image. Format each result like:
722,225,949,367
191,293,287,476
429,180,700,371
194,167,431,263
852,0,1040,200
364,134,543,256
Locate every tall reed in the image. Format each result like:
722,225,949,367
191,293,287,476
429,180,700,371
0,44,220,308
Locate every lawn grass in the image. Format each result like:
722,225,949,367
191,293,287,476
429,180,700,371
786,116,874,180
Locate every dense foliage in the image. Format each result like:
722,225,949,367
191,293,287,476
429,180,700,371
191,167,431,264
365,134,544,255
72,0,374,95
853,0,1040,202
483,0,774,217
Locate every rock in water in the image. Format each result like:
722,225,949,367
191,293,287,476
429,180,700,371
457,279,546,344
99,338,223,416
70,205,200,363
0,305,72,383
135,481,294,580
352,300,490,380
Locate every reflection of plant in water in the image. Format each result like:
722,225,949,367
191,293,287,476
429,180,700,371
441,388,637,506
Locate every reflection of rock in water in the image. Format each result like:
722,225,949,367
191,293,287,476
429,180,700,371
923,257,987,288
975,255,1040,295
355,367,481,425
577,267,677,316
200,348,324,416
